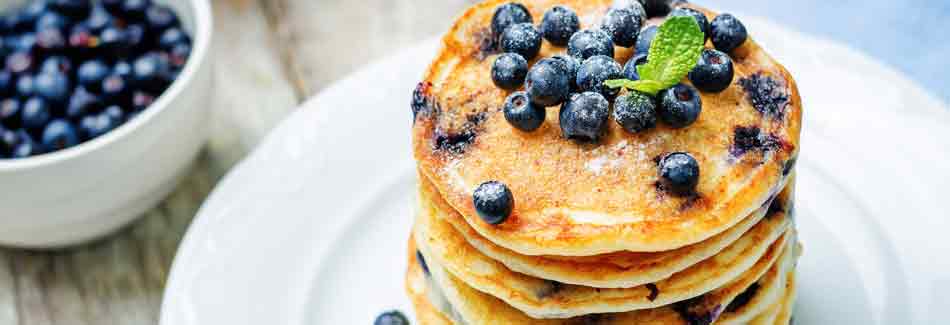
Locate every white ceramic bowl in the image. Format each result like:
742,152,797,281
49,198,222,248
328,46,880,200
0,0,213,248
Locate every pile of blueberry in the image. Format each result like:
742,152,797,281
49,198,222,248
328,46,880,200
0,0,191,159
476,1,750,224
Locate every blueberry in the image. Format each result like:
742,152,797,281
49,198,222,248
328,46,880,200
78,60,110,91
66,87,101,119
659,152,700,195
10,34,37,53
41,119,79,151
113,60,132,79
40,56,72,74
103,105,124,122
491,52,528,90
710,14,747,53
635,25,657,55
576,55,622,98
658,84,702,128
500,23,541,60
21,1,51,23
622,53,648,80
132,52,170,92
473,180,514,225
568,29,614,60
101,74,130,104
35,12,69,31
613,90,656,133
0,99,21,128
0,128,18,156
124,23,147,50
373,310,409,325
15,75,35,97
559,91,609,141
415,250,429,274
503,91,545,131
601,8,642,48
35,28,67,54
540,6,579,46
102,0,123,13
21,97,51,131
85,5,113,32
688,49,734,92
132,91,155,111
6,52,34,75
0,71,12,95
169,43,191,68
642,0,672,18
611,0,646,18
145,4,178,32
491,2,532,39
525,58,571,107
120,0,151,20
99,26,129,56
33,71,71,105
550,55,579,81
79,112,119,139
67,25,96,49
670,7,709,40
10,130,42,158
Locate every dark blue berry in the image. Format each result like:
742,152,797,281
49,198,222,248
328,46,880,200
85,5,113,32
113,60,132,79
40,56,72,74
540,6,579,46
559,91,609,141
15,75,34,97
120,0,151,20
132,52,170,92
710,14,747,53
21,1,51,23
491,52,528,90
35,28,67,53
35,12,69,31
670,7,709,40
6,52,34,75
21,97,51,131
373,310,409,325
145,4,178,32
610,0,646,18
601,8,642,47
103,105,124,122
66,87,101,119
98,26,129,56
689,49,734,92
659,152,700,195
101,74,130,104
124,23,146,51
635,25,657,55
33,71,71,105
613,90,656,133
10,34,37,53
491,2,532,39
0,70,12,95
42,119,79,151
50,0,91,20
102,0,122,13
132,91,154,111
10,130,42,158
415,250,429,274
500,23,541,60
642,0,672,18
169,43,190,68
503,91,545,131
576,55,622,98
622,53,648,80
473,180,514,225
525,58,571,107
0,128,18,156
0,99,21,128
658,84,702,128
78,60,110,91
79,112,119,139
568,29,614,60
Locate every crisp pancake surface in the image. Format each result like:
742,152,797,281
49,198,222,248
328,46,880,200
413,193,794,318
412,0,802,255
415,233,798,323
420,173,794,288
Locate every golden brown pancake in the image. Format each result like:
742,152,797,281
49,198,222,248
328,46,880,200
412,0,802,256
420,172,795,289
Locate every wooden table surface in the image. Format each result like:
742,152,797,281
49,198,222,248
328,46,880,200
0,0,474,324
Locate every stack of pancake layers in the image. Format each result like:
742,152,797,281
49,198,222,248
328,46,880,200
407,1,802,324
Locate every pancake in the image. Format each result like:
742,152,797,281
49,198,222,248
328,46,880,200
406,239,460,325
412,0,802,256
413,233,799,323
773,269,798,325
420,172,795,288
413,197,793,318
717,247,793,324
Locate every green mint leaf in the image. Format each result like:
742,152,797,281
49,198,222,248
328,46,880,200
628,80,666,95
604,79,633,89
637,16,705,89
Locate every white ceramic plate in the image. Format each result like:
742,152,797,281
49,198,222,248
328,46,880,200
160,18,950,325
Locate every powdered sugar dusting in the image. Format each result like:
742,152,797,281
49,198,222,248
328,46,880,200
585,140,628,175
443,158,470,192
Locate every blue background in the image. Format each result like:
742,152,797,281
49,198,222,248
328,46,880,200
707,0,950,105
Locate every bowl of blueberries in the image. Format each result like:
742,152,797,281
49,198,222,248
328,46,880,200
0,0,212,248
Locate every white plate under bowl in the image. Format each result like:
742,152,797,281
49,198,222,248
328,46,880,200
160,17,950,325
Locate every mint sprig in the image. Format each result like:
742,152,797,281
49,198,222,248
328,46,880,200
605,16,704,96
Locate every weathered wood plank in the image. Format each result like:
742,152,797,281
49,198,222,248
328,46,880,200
0,0,300,324
266,0,478,96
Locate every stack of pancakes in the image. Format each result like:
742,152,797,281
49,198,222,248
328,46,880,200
406,1,802,324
